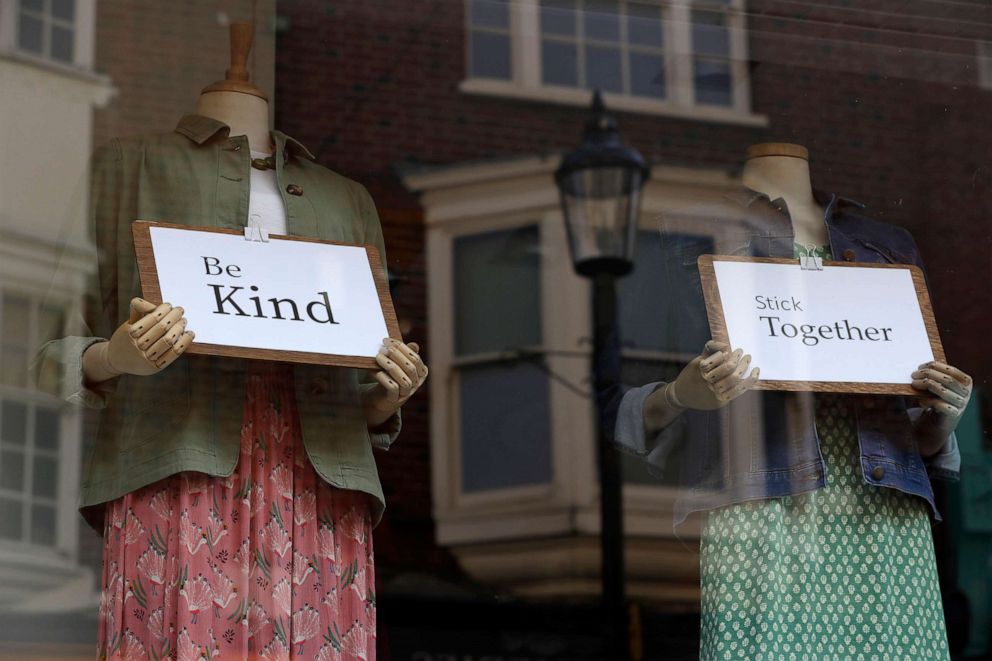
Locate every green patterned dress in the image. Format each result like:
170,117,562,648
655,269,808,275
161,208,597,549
699,245,949,660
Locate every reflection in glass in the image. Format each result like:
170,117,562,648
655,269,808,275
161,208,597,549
540,0,578,36
630,51,665,98
469,0,510,29
584,0,621,42
694,59,732,106
0,497,23,541
1,449,26,491
460,363,552,492
2,400,28,446
542,39,579,86
628,2,663,47
470,31,512,80
30,503,56,546
585,45,623,93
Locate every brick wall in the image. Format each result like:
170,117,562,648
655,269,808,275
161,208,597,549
275,0,992,587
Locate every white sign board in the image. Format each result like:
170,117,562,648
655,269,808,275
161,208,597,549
698,255,944,394
133,221,400,368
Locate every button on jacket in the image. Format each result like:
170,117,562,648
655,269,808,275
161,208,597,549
38,115,400,529
605,188,960,532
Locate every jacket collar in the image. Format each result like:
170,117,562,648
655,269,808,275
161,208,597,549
729,186,865,218
174,115,316,161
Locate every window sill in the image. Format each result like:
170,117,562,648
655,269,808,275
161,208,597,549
459,78,769,127
0,47,110,87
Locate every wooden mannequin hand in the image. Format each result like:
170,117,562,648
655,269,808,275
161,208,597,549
83,298,195,384
644,341,760,433
363,338,428,426
667,341,760,410
911,360,972,458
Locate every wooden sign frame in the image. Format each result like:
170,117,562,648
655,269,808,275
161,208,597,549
697,254,945,395
132,220,402,369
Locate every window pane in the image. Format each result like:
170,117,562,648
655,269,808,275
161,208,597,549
37,305,64,345
694,58,732,106
1,295,30,387
630,51,665,98
34,408,60,451
454,227,542,355
460,363,551,492
469,0,509,29
32,455,57,498
585,45,622,93
583,0,620,42
541,39,579,86
692,10,730,57
470,30,511,79
50,24,74,62
0,497,23,541
621,232,714,353
540,0,577,36
51,0,75,22
2,401,28,446
30,504,56,546
628,2,663,47
20,0,44,12
1,449,25,491
17,12,44,54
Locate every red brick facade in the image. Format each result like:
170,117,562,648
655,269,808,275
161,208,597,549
275,0,992,594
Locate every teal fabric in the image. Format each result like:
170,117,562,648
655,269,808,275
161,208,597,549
38,115,400,529
699,245,949,659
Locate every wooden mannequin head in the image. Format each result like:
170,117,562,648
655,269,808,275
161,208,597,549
195,21,272,152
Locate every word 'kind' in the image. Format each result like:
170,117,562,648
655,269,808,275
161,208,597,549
202,256,340,324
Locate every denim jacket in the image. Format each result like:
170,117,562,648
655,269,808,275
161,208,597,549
606,188,960,532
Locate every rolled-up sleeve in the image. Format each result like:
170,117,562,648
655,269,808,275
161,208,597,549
36,336,114,409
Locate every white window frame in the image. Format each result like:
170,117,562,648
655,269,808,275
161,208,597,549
0,286,82,566
0,0,97,70
461,0,767,126
978,41,992,90
406,157,766,546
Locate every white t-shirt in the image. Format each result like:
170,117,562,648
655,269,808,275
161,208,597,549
247,150,288,235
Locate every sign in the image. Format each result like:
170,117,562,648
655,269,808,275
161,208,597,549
697,255,944,395
132,221,401,369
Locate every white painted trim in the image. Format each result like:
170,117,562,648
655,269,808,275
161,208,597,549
74,0,96,69
460,76,768,125
0,1,16,52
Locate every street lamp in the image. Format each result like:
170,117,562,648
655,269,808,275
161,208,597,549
556,91,649,661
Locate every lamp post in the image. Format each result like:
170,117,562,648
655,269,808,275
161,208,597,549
556,91,649,661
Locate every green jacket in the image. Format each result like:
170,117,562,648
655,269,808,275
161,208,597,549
39,115,400,529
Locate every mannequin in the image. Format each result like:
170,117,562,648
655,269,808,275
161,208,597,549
623,142,972,659
740,142,827,248
74,23,425,658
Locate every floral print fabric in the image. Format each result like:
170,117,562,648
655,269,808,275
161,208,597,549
97,363,376,660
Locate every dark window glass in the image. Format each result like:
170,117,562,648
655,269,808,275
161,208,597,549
455,226,542,355
692,10,730,57
628,2,663,47
50,25,74,62
30,504,56,546
34,408,59,451
542,40,579,86
540,0,578,36
1,401,28,447
1,449,25,491
584,0,620,42
32,455,57,499
16,13,44,54
630,51,665,98
694,59,732,105
470,31,511,79
51,0,75,22
460,363,552,492
0,497,23,541
469,0,509,29
585,45,622,93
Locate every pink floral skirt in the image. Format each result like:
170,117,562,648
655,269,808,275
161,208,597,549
97,364,376,660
